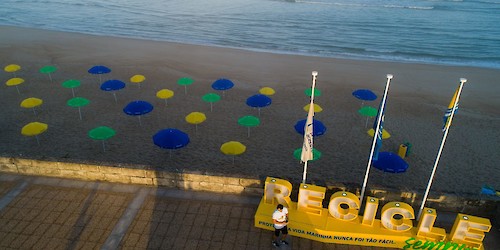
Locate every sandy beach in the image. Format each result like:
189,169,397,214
1,25,499,196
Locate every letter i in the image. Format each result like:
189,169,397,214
362,197,378,226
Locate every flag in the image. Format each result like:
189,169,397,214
372,100,386,161
442,87,459,131
301,102,314,162
301,72,317,163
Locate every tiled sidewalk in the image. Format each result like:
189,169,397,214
0,174,498,249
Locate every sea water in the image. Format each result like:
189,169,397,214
0,0,499,68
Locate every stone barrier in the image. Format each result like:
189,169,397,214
0,156,498,224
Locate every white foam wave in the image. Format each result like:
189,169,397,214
295,1,433,10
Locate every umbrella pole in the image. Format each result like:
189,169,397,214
258,108,261,116
138,116,142,126
48,73,53,83
71,88,75,97
32,107,37,116
232,156,235,165
78,107,82,120
15,86,20,95
247,127,250,138
195,124,198,134
164,99,168,107
102,140,106,152
210,103,213,112
35,135,40,146
365,116,369,128
184,86,187,95
113,93,117,103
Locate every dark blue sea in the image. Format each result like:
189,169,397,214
1,0,499,68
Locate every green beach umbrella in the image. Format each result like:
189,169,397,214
40,65,57,82
88,126,116,152
237,115,260,138
67,97,90,120
358,106,378,128
202,93,221,112
294,148,322,162
305,87,321,97
62,79,81,97
177,77,194,94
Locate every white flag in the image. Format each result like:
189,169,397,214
301,102,314,162
300,72,317,163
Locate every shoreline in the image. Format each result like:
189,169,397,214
1,25,499,196
4,24,500,71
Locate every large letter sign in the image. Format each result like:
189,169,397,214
255,177,491,249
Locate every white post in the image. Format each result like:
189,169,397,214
302,161,309,184
359,74,393,205
417,78,466,220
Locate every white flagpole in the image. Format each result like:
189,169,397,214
359,74,393,205
417,78,467,220
301,71,318,184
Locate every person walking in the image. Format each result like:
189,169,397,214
272,204,289,247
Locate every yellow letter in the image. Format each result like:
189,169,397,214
449,214,491,249
362,197,378,226
327,191,359,221
297,183,326,216
264,177,292,207
380,202,414,232
416,208,446,241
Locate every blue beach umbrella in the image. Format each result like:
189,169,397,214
153,128,190,157
153,128,190,149
373,152,408,173
123,100,154,126
352,89,377,106
88,65,111,82
211,78,234,96
294,119,326,136
246,94,272,116
100,79,126,102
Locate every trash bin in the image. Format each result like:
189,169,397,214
398,144,407,159
404,142,412,157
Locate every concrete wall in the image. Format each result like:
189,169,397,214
1,156,498,224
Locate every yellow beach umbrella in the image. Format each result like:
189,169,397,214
303,103,323,113
4,64,21,76
130,74,146,88
367,128,391,139
185,112,206,133
21,122,48,145
156,89,174,106
20,97,43,115
259,87,275,96
220,141,246,164
6,77,25,94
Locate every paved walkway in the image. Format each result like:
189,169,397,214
0,174,498,249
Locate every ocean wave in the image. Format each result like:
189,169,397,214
294,1,433,10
